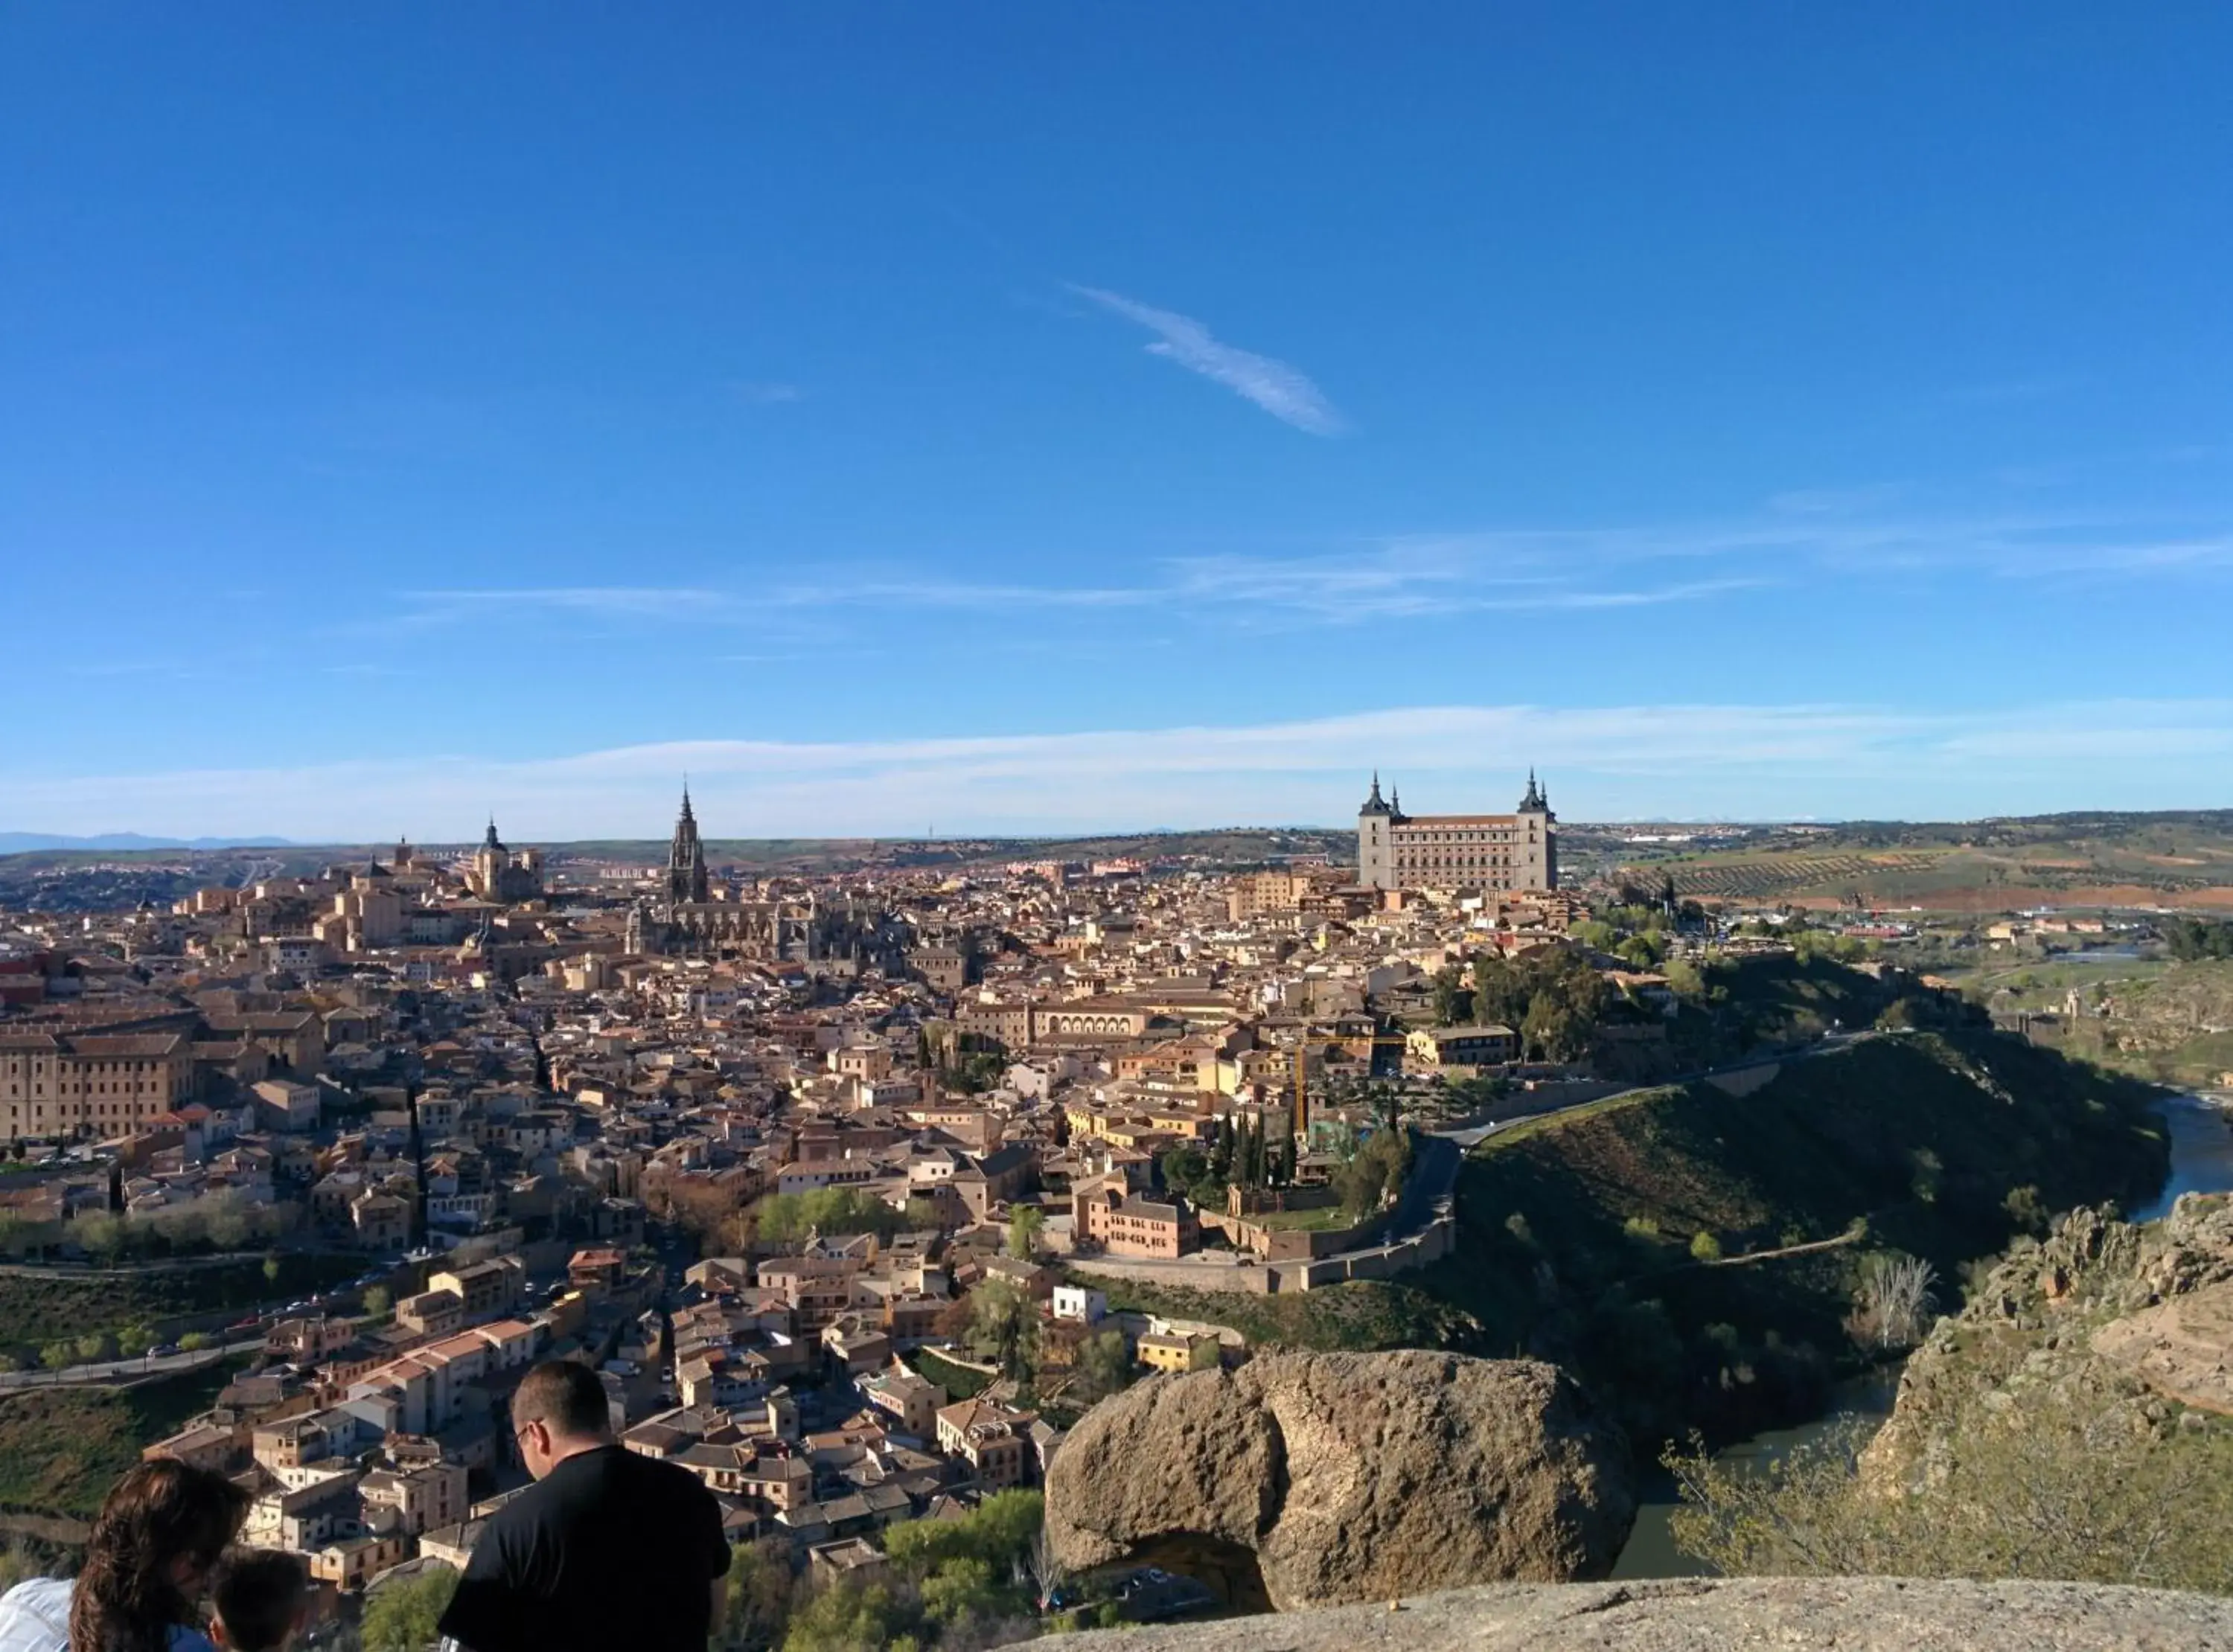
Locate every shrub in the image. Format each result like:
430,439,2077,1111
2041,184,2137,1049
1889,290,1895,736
1667,1384,2233,1590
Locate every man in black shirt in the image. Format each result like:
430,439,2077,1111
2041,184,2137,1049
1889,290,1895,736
437,1358,731,1652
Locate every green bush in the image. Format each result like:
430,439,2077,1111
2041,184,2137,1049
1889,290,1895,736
1667,1385,2233,1591
362,1566,460,1651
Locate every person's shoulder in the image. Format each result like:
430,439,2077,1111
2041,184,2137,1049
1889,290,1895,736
479,1473,561,1538
613,1445,718,1505
0,1578,72,1652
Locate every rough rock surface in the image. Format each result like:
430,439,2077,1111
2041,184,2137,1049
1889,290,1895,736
1049,1577,2233,1651
1044,1351,1632,1611
1867,1191,2233,1485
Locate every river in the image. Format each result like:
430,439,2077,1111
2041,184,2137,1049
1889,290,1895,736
1612,1092,2233,1578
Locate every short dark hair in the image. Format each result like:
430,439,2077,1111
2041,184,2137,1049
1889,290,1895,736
512,1358,611,1439
208,1548,310,1652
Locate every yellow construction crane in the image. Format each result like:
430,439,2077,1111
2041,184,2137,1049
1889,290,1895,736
1286,1033,1413,1142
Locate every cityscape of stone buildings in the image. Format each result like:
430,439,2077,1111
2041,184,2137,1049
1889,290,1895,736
0,774,1613,1627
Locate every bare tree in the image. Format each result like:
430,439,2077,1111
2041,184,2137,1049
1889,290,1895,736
1020,1524,1070,1613
1847,1252,1937,1351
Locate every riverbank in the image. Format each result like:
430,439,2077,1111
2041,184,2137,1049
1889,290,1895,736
1413,1028,2169,1450
1614,1091,2233,1578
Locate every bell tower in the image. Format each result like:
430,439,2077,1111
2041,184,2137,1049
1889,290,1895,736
1356,772,1396,890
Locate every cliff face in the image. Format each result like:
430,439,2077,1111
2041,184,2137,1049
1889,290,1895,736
1866,1190,2233,1488
1044,1351,1633,1611
1049,1578,2233,1651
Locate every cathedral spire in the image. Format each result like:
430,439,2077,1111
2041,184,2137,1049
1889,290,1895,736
667,784,710,906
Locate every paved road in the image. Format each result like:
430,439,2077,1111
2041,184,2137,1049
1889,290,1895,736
0,1334,266,1390
1432,1029,1874,1152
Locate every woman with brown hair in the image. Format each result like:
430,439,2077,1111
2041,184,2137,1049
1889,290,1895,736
0,1460,249,1652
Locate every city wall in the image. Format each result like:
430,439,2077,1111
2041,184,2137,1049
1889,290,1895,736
1067,1210,1457,1296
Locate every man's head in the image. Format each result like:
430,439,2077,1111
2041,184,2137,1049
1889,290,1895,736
511,1357,614,1479
208,1547,311,1652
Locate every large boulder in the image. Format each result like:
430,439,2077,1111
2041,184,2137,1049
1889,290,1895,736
1045,1350,1633,1611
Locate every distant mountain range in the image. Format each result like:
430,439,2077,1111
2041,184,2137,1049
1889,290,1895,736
0,833,298,852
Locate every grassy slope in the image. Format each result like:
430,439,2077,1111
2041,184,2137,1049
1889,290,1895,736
0,1361,242,1521
0,1252,360,1357
1410,1029,2169,1447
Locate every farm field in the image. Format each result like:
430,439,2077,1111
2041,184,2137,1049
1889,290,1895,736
1575,810,2233,911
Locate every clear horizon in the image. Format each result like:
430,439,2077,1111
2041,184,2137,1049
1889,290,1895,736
6,7,2229,836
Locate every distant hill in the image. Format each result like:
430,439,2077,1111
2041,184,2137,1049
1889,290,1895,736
1574,810,2233,911
0,833,295,852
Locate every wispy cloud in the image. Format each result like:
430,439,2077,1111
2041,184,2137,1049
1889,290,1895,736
353,496,2233,645
8,699,2229,840
1068,285,1345,435
386,588,730,632
728,381,802,405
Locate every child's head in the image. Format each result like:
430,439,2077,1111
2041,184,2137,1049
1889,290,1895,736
207,1548,311,1652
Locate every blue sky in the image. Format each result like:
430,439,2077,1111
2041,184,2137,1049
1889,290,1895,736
4,4,2230,839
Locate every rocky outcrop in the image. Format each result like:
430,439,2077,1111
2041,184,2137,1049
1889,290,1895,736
1866,1191,2233,1486
1044,1351,1632,1611
1050,1578,2233,1651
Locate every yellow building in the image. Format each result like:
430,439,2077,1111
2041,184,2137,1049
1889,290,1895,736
1135,1331,1221,1374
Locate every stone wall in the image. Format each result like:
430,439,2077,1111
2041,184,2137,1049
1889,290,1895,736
1068,1256,1277,1294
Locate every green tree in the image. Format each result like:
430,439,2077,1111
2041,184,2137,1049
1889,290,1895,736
1431,969,1473,1026
1159,1144,1212,1206
116,1324,154,1358
720,1537,798,1651
205,1201,250,1250
76,1211,125,1265
965,1278,1039,1386
262,1253,282,1287
360,1563,460,1651
1617,932,1667,969
1334,1128,1410,1219
177,1331,210,1353
884,1490,1044,1578
362,1284,392,1319
757,1189,903,1245
1006,1205,1044,1261
75,1332,112,1363
1689,1231,1724,1263
903,1197,947,1232
780,1579,906,1652
40,1342,74,1371
1073,1329,1134,1402
918,1556,1000,1630
1570,919,1620,953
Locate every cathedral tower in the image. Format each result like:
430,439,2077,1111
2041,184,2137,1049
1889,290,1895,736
667,785,710,905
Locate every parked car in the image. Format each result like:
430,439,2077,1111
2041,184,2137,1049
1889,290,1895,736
149,1342,180,1358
